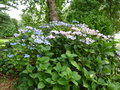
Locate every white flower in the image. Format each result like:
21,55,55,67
66,35,76,40
50,30,59,34
47,35,55,39
14,33,20,37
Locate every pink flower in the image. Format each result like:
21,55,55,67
14,33,20,37
47,35,55,39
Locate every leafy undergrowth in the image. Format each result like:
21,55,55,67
0,74,16,90
1,22,120,90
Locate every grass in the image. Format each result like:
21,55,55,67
0,38,12,47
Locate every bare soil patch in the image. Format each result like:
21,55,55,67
0,74,16,90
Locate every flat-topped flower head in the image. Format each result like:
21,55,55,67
47,34,55,39
24,54,30,58
35,30,43,35
10,43,17,46
22,43,26,46
7,55,14,58
26,26,33,30
34,39,43,44
14,33,20,37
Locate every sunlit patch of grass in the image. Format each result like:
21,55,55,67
0,38,11,47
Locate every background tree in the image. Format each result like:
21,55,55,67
19,0,69,27
47,0,59,21
0,12,17,38
0,0,18,11
63,0,120,35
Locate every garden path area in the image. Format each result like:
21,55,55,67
0,74,16,90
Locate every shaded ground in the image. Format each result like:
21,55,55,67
0,74,16,90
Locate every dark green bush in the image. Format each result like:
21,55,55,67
0,22,120,90
0,12,17,38
63,0,118,35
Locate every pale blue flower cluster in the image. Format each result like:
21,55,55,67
30,46,34,50
39,21,81,28
7,55,14,58
14,33,20,37
10,43,17,46
24,54,30,58
22,43,26,46
31,30,50,45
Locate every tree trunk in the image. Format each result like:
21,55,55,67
47,0,59,21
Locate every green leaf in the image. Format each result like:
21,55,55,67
66,50,77,58
37,82,45,89
38,56,50,63
72,85,80,90
53,85,60,90
70,60,80,70
83,79,89,88
46,78,55,84
89,49,95,53
52,72,59,81
91,82,96,90
98,78,107,85
83,68,89,78
54,62,62,72
29,73,38,79
53,85,70,90
102,66,111,75
57,78,68,85
26,64,34,73
61,54,66,59
72,71,81,81
96,56,102,64
105,52,114,56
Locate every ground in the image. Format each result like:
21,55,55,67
0,74,16,90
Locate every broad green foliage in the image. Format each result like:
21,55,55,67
0,22,120,90
20,0,68,27
0,12,17,38
63,0,120,35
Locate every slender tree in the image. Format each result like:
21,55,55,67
47,0,59,21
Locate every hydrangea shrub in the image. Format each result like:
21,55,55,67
0,22,120,90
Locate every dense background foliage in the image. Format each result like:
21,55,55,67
0,12,18,38
63,0,120,35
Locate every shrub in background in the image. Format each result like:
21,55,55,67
63,0,118,35
0,12,17,38
0,22,120,90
